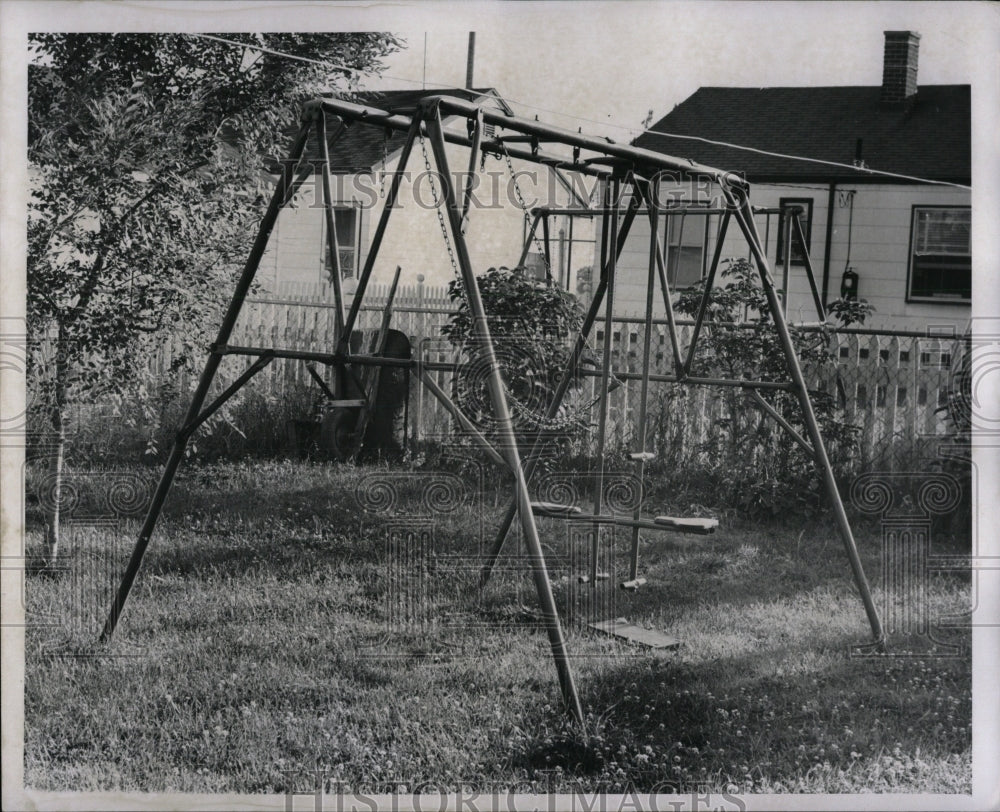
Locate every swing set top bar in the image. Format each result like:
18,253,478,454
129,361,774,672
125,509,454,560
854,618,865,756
528,205,795,217
311,96,748,190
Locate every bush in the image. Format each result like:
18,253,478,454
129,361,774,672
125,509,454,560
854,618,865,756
442,266,586,450
663,258,865,518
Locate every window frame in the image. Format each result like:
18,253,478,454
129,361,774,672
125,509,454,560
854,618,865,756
322,205,361,282
661,208,706,288
905,204,971,304
775,197,813,266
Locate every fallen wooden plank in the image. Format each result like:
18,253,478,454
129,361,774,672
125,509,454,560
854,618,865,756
589,618,681,649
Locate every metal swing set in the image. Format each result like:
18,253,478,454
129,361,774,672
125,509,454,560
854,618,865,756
99,94,885,725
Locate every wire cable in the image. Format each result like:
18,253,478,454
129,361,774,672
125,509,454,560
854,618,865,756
187,33,971,192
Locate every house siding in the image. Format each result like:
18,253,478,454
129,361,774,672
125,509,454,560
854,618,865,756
603,182,971,333
263,101,594,295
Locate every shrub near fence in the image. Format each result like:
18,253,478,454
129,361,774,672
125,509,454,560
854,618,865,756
139,282,963,474
595,318,963,473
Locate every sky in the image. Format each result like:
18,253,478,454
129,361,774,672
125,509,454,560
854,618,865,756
361,2,985,142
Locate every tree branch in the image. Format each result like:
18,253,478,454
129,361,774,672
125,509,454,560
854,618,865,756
64,159,208,327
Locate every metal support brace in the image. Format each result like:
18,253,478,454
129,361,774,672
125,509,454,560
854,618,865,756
634,181,684,376
479,180,644,587
793,212,828,322
99,115,315,642
179,353,276,442
419,370,507,468
339,116,422,351
683,210,732,377
744,387,815,457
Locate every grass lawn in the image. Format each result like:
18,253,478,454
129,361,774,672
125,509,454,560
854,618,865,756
23,459,972,795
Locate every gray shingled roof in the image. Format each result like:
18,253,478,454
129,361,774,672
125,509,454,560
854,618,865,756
632,85,970,184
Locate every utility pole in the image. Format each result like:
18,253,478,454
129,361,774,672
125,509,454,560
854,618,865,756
466,32,476,89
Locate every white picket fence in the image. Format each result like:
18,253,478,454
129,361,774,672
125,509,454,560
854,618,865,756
145,287,963,468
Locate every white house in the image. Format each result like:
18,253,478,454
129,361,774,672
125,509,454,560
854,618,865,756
603,31,971,333
256,88,597,298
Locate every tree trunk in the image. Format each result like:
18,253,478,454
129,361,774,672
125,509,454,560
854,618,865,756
43,329,69,567
43,405,66,566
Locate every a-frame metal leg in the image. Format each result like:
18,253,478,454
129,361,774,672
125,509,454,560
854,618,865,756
100,115,317,642
317,113,348,338
723,184,885,646
590,178,621,585
628,177,661,580
338,116,422,350
683,209,732,377
422,102,585,724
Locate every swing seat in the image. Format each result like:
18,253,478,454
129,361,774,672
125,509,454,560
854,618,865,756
577,572,610,584
324,398,367,408
620,577,647,591
531,501,583,518
538,505,718,535
653,516,718,534
628,451,656,462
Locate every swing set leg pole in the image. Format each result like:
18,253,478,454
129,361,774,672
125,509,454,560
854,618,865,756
99,115,315,642
591,178,621,585
628,178,660,581
424,104,585,724
724,184,885,647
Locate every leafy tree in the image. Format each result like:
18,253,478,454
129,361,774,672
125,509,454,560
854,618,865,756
28,33,401,563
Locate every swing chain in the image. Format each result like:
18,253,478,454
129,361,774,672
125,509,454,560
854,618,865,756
419,133,462,283
419,133,592,435
378,127,389,200
499,139,551,278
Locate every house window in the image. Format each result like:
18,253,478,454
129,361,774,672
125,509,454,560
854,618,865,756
907,206,971,302
322,206,360,281
776,198,813,265
663,211,705,288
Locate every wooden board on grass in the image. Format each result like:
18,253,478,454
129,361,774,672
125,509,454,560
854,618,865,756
589,618,681,649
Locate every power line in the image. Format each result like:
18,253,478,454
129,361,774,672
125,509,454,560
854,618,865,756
634,130,971,190
188,33,971,192
189,33,363,74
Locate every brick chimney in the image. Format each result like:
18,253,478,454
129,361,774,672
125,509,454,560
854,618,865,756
881,31,920,105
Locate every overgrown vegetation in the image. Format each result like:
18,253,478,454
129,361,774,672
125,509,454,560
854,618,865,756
655,259,874,519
